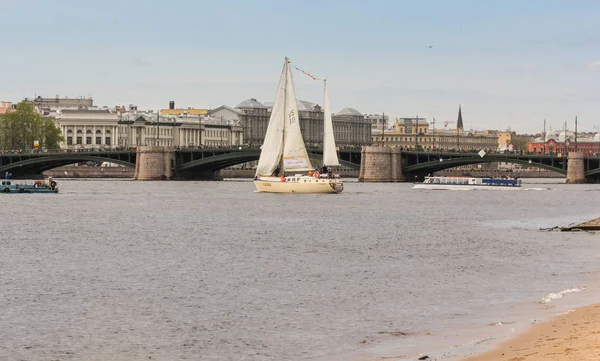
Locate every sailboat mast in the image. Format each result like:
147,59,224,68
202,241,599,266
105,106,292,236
323,79,329,170
279,59,288,176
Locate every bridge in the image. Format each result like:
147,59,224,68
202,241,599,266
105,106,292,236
0,148,362,180
0,147,598,182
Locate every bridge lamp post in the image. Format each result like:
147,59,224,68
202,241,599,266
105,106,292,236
415,115,419,151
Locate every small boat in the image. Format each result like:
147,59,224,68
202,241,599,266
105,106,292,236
254,58,343,194
1,177,59,193
413,176,521,190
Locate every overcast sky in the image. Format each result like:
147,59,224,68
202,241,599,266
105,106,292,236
1,0,599,133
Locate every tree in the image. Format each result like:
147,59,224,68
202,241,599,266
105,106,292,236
511,136,531,152
0,102,63,151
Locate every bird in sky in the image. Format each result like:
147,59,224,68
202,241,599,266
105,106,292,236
427,45,434,48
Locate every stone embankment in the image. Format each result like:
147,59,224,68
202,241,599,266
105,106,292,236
43,167,360,179
549,217,600,232
43,166,134,178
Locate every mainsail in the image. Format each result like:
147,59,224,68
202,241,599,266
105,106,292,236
281,59,312,172
322,79,340,166
256,58,312,176
255,60,287,176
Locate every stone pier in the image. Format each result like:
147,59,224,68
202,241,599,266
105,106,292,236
566,151,585,184
358,146,403,182
134,146,175,180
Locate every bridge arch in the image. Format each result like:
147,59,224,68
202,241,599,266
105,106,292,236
404,157,567,176
0,155,135,174
177,151,360,172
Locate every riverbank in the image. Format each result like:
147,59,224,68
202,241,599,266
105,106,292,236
43,166,134,178
42,166,361,179
462,303,600,361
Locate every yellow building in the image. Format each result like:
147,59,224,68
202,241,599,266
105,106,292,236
160,108,207,116
497,131,532,151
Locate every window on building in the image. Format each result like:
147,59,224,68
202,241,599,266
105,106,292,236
105,137,111,145
86,136,92,144
67,137,73,145
96,137,101,144
77,137,82,145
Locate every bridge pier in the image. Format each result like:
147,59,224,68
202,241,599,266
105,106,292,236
358,146,402,182
566,152,585,184
134,146,175,180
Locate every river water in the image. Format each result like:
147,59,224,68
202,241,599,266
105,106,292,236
1,179,599,361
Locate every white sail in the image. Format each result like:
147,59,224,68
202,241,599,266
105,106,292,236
322,79,340,166
281,59,312,172
255,59,287,176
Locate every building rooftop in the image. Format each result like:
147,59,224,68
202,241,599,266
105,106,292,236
262,100,318,111
235,98,267,109
335,108,362,116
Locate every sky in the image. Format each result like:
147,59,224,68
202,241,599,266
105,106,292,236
1,0,600,134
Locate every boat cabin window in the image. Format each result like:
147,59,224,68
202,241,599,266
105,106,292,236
1,181,10,185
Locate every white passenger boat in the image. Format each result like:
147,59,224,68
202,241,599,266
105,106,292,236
413,176,522,190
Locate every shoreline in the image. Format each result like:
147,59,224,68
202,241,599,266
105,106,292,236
461,302,600,361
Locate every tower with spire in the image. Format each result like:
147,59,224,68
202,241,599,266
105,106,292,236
457,104,464,133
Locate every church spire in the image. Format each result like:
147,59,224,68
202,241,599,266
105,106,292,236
457,104,464,132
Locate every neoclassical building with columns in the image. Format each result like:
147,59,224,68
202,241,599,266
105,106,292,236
53,107,243,150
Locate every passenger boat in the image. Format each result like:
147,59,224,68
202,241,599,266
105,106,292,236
1,177,59,194
413,176,521,190
254,57,343,194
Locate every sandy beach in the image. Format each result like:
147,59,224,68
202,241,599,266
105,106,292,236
462,303,600,361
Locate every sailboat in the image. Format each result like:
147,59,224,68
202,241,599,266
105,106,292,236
254,58,344,194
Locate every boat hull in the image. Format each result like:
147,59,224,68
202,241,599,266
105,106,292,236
254,178,343,194
413,184,521,191
1,186,59,194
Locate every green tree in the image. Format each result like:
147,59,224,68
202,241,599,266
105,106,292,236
0,102,63,151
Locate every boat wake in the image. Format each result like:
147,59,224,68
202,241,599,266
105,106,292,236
524,187,553,191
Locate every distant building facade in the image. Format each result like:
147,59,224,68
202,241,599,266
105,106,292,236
233,98,372,147
365,113,389,133
497,131,532,151
528,130,600,155
372,107,498,151
0,101,14,114
24,95,94,109
52,104,243,150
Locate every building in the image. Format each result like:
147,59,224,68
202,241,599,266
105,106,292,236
24,95,93,109
332,108,371,146
232,98,371,147
497,131,532,151
160,100,208,116
372,107,498,151
52,104,244,150
234,98,269,147
0,101,14,114
365,113,390,133
528,130,600,155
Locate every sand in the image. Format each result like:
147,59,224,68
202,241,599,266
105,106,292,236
462,303,600,361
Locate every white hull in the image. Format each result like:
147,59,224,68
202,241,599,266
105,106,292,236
413,184,521,191
254,177,343,194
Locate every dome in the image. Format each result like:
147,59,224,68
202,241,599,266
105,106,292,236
558,131,567,142
336,108,362,116
262,100,316,111
594,132,600,141
235,98,266,109
297,100,316,111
